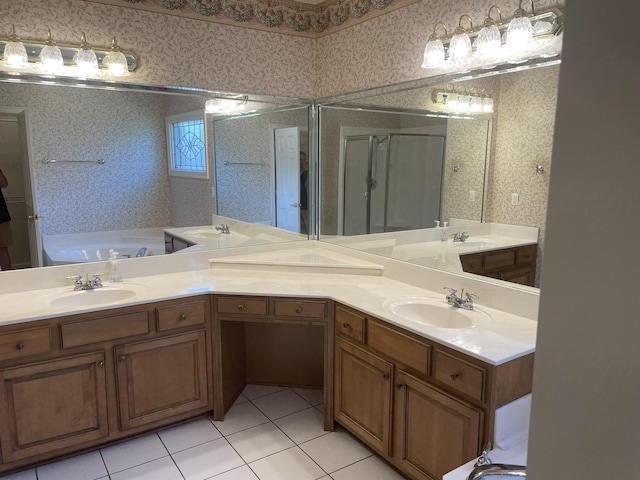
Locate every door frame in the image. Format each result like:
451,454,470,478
0,106,41,267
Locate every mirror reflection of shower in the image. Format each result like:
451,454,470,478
342,133,445,235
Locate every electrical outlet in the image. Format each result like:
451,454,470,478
469,190,475,202
511,193,519,206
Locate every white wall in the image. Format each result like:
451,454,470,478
527,1,640,478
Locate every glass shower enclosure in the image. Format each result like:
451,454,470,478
342,133,445,235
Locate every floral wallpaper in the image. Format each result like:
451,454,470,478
1,0,315,98
0,82,174,235
485,64,560,285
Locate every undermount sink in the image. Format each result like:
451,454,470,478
383,296,492,329
48,286,143,307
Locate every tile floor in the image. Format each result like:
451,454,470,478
3,385,407,480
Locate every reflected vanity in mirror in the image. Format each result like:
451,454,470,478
317,60,561,288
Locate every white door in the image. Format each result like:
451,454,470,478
17,111,42,267
274,127,300,233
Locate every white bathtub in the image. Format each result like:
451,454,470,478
43,228,167,266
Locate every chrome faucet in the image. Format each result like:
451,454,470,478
467,464,526,479
444,287,476,310
68,273,105,290
215,224,230,234
453,231,470,242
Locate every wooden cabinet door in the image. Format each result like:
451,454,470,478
0,352,108,463
334,337,393,455
394,370,482,480
116,331,208,430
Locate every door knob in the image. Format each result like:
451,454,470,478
290,202,300,208
27,214,42,220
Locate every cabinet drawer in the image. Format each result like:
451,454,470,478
484,250,515,271
434,350,485,402
157,300,206,331
367,320,430,375
217,297,268,316
60,311,150,348
516,245,537,264
274,299,327,319
460,253,483,274
335,304,366,343
0,327,51,361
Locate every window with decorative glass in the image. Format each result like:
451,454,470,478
166,110,209,178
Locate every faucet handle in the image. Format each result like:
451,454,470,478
443,287,457,295
90,273,107,288
474,442,492,467
66,274,84,287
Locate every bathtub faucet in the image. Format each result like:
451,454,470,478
215,224,230,234
68,273,105,290
467,464,526,479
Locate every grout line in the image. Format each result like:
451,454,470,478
156,433,187,480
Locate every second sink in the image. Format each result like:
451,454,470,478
48,285,144,307
383,296,492,329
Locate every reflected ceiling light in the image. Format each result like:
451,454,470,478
205,95,249,114
421,22,447,69
449,15,473,62
102,37,129,76
476,6,502,60
39,29,64,72
432,86,493,115
73,32,99,76
3,25,28,68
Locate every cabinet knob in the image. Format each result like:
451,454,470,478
119,355,126,362
179,313,187,320
450,373,460,381
383,373,390,380
98,361,105,368
395,383,404,390
295,307,303,314
343,323,350,329
15,343,24,350
237,304,244,311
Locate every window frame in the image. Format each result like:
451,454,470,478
165,110,210,179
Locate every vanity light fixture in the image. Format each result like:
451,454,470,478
421,4,563,73
205,95,249,114
449,15,473,63
421,22,447,69
38,29,64,72
73,33,99,76
3,25,28,68
0,27,138,78
475,6,502,60
102,37,129,76
432,86,493,115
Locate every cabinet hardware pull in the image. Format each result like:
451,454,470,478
237,304,244,311
119,355,126,362
179,313,187,320
295,307,303,314
450,373,460,381
15,343,24,350
395,383,403,390
383,373,390,380
98,361,105,368
343,323,350,329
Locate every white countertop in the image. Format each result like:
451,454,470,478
0,243,537,366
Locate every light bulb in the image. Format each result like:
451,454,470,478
38,30,63,72
449,28,471,61
476,23,501,59
506,8,533,53
421,33,445,68
103,38,129,76
482,97,494,113
3,26,28,68
469,96,483,113
73,32,99,76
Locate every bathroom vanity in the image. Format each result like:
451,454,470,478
0,243,537,478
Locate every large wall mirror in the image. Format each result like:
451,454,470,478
317,61,561,288
0,78,309,270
